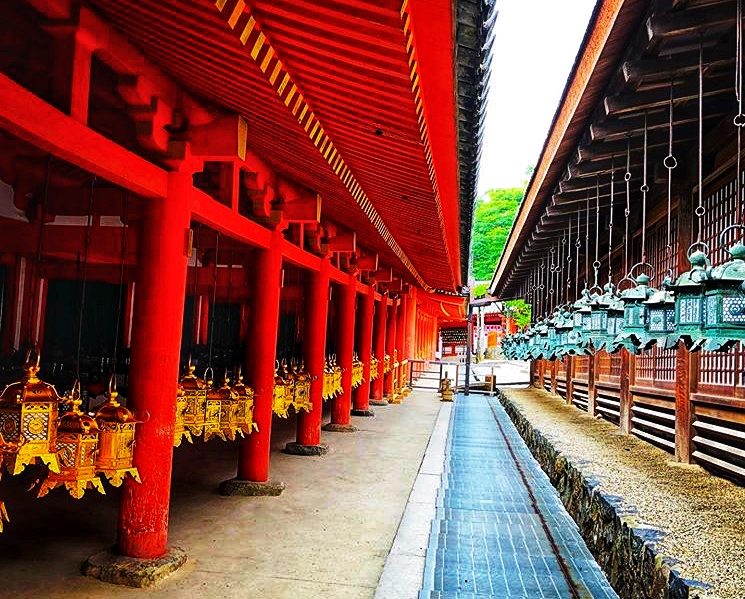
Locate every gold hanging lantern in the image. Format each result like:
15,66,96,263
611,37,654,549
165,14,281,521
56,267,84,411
94,378,140,487
180,361,207,438
201,369,225,441
37,383,105,499
0,351,61,476
322,357,333,401
351,353,364,389
272,361,291,417
232,368,257,436
209,371,240,442
292,360,313,413
0,497,7,533
383,354,391,374
0,435,12,532
370,356,379,381
331,354,342,397
174,368,193,447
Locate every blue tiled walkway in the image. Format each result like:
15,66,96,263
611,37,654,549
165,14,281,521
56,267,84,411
419,396,618,599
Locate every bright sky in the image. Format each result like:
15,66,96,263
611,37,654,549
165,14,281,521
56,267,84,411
478,0,597,193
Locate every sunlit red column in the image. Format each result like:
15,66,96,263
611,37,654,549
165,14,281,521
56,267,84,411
396,294,407,391
353,286,375,415
330,273,356,427
383,299,398,400
117,172,191,559
236,229,284,482
296,260,330,446
370,296,387,405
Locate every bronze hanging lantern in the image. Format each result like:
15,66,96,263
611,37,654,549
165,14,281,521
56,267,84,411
180,361,207,438
202,368,225,440
37,383,105,499
614,273,656,353
0,350,61,476
292,360,313,413
174,364,193,447
273,360,291,416
94,378,139,487
370,356,379,381
232,367,257,435
217,371,240,441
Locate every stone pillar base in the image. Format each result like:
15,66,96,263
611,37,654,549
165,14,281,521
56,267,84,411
218,478,285,496
82,547,187,588
370,398,388,406
321,423,358,433
388,393,402,405
351,409,375,417
283,442,329,456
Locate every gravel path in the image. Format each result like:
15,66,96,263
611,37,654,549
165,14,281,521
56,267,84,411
503,387,745,599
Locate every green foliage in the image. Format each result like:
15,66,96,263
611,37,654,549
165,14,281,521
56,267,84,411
470,188,523,281
504,299,531,329
472,282,489,298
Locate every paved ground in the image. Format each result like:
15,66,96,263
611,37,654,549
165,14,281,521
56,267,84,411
379,393,617,599
0,390,442,598
504,387,745,599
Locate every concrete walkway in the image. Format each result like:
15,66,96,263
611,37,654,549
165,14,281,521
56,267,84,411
0,390,442,598
379,394,617,598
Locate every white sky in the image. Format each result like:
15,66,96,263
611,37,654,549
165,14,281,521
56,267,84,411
478,0,597,193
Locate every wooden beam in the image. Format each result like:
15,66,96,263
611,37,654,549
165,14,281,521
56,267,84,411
0,72,168,199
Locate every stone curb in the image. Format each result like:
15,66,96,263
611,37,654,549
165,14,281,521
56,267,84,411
82,547,187,588
496,389,694,599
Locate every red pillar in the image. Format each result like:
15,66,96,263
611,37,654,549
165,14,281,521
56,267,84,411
384,300,398,400
370,297,387,405
353,287,375,415
327,273,356,430
234,229,284,485
405,289,417,360
396,294,407,393
295,260,330,447
117,172,191,559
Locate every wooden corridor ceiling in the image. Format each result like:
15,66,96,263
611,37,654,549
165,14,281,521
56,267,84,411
491,0,742,297
85,0,462,292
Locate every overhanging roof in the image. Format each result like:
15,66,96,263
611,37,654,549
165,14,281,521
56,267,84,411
84,0,492,294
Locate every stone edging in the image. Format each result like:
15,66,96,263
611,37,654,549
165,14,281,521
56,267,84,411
496,389,693,599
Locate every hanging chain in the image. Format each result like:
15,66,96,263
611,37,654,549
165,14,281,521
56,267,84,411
736,0,745,223
640,112,650,265
208,232,220,369
76,177,96,379
567,216,573,302
664,81,678,277
593,177,600,287
27,156,50,347
608,159,615,283
575,213,581,299
696,40,706,242
585,193,590,288
624,137,631,275
111,192,129,373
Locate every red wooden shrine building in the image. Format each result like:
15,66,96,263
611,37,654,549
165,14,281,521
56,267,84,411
0,0,492,581
491,0,745,485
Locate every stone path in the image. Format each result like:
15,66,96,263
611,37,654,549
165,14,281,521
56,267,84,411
417,395,617,598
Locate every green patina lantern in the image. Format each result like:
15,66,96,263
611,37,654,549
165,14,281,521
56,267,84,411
667,248,710,351
554,307,574,358
701,240,745,352
644,285,677,349
614,273,655,353
545,310,561,360
604,288,625,353
588,285,612,351
525,326,538,359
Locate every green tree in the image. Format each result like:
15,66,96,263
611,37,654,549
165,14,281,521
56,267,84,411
470,187,523,281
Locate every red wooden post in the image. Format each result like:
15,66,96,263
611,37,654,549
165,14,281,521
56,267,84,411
396,294,407,395
352,286,375,415
49,27,94,123
405,288,417,360
294,260,330,449
117,172,191,559
675,346,697,463
619,348,632,434
327,273,356,430
550,359,558,395
384,300,398,400
371,297,387,406
565,356,575,404
223,229,285,494
588,353,598,416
